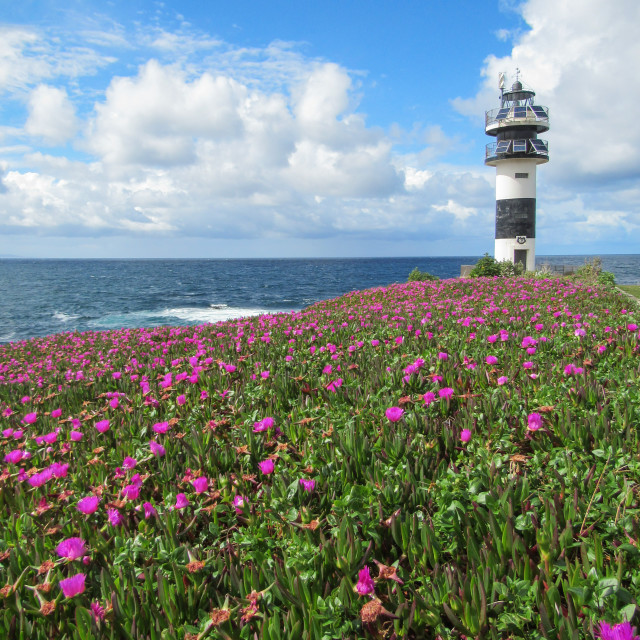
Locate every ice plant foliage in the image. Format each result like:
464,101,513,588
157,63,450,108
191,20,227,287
0,276,638,638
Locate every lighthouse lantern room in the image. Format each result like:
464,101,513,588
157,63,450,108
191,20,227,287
485,71,549,272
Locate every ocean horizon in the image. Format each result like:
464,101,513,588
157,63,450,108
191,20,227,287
1,254,639,344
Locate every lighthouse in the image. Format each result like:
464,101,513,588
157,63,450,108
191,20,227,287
485,71,549,272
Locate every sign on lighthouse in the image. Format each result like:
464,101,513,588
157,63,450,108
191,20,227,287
485,71,549,272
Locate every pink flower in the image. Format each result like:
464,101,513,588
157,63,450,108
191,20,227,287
597,621,640,640
253,417,275,433
77,495,100,515
23,412,37,424
233,495,247,514
43,432,57,444
152,421,170,434
485,355,498,365
192,476,208,494
438,387,454,400
122,484,140,500
259,459,275,475
59,573,86,598
90,601,106,622
56,537,87,560
70,430,83,441
423,392,436,406
149,440,166,457
109,397,119,409
107,508,123,526
122,456,137,469
95,419,110,433
385,407,404,422
300,478,316,492
176,394,186,406
460,429,472,443
355,566,375,596
143,502,156,519
497,376,509,385
527,413,543,431
4,449,24,464
260,370,270,379
438,352,448,360
51,408,62,418
175,493,189,509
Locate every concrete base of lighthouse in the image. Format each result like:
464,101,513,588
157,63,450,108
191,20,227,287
495,237,536,272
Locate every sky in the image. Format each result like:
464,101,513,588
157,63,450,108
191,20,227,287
0,0,638,259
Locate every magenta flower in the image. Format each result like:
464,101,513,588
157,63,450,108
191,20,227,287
95,419,110,433
192,476,208,494
122,456,137,469
460,429,472,443
253,416,275,433
497,376,509,385
59,573,86,598
90,601,106,622
4,449,24,464
122,484,140,500
259,459,275,475
108,508,123,526
70,430,83,441
176,394,186,406
23,412,37,424
385,407,404,422
175,493,189,509
597,621,640,640
438,352,448,360
355,566,375,596
143,502,156,519
56,537,87,561
233,495,247,514
300,478,316,492
149,440,166,457
485,355,498,365
423,392,436,406
438,387,454,400
77,496,100,515
527,413,543,431
51,408,62,418
152,421,170,434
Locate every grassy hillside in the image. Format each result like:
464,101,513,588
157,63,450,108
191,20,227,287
1,277,639,639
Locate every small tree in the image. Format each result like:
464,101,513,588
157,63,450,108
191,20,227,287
469,253,501,277
407,267,439,282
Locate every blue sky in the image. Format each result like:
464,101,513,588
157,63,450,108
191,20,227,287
0,0,638,258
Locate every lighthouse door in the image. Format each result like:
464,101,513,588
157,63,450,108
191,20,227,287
514,250,527,271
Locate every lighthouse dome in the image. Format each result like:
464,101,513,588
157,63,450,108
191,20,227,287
511,80,523,91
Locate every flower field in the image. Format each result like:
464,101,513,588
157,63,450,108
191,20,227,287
1,276,639,639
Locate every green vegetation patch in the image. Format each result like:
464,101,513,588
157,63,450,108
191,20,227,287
0,277,639,639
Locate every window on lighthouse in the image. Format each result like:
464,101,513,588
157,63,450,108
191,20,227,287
515,172,529,179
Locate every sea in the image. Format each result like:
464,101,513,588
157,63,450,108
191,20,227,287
1,255,639,344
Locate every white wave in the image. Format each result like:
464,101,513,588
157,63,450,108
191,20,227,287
89,306,276,330
0,331,16,342
158,307,270,324
53,311,80,323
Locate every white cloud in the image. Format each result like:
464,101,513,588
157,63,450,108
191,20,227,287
1,1,638,257
25,85,78,145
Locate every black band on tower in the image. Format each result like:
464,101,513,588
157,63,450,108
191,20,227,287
495,198,536,239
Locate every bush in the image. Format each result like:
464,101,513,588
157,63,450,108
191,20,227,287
571,257,616,288
470,254,525,278
407,267,439,282
469,253,501,277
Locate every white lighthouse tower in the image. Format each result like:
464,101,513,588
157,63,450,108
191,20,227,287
485,71,549,272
